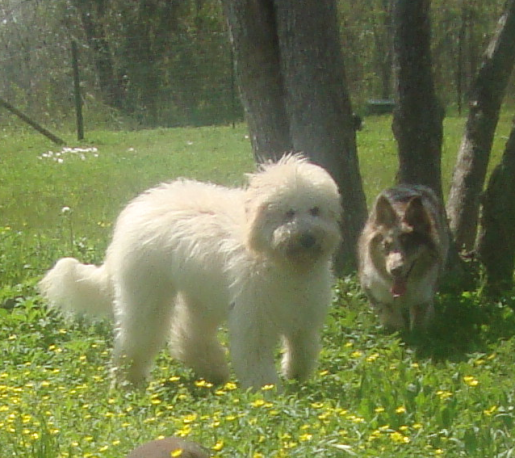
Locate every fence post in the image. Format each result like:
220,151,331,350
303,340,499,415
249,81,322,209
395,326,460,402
71,40,84,141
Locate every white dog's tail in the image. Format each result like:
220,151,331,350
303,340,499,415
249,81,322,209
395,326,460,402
39,257,113,317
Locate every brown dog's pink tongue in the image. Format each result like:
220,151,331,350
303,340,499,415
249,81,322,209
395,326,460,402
391,278,407,297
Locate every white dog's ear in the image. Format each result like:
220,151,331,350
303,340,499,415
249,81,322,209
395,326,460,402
374,195,398,228
246,201,269,254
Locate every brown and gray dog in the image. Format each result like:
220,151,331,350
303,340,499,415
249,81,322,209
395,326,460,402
358,184,449,331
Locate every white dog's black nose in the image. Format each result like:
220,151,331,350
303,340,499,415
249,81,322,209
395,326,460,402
300,233,317,249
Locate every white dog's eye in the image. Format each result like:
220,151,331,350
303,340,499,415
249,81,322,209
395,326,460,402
310,206,320,217
285,209,296,220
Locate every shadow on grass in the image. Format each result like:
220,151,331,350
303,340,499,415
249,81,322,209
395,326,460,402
403,291,515,361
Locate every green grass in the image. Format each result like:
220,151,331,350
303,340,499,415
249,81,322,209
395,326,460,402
2,116,515,457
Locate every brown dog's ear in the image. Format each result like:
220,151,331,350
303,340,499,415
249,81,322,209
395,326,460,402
374,195,398,228
403,196,432,234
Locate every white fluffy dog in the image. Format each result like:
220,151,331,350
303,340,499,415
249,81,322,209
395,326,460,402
39,154,342,390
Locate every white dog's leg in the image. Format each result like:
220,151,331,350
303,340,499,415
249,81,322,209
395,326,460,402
228,306,280,390
281,328,320,382
170,295,229,384
112,287,175,387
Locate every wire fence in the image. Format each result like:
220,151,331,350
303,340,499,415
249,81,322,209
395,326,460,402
0,31,244,135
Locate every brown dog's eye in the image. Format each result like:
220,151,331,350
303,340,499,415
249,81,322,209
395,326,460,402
285,210,296,220
381,238,393,253
310,206,320,217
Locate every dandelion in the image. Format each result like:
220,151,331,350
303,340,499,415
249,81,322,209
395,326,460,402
395,406,406,414
463,376,479,387
366,352,380,363
347,415,365,424
436,390,453,400
390,431,410,444
283,441,298,449
171,449,183,457
194,379,213,388
483,405,498,416
223,381,237,391
212,440,224,451
176,425,192,437
251,399,266,408
261,384,275,391
374,407,385,414
299,433,313,442
350,350,363,358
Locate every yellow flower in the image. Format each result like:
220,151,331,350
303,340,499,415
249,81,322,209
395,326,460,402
348,415,365,424
366,353,380,363
176,425,192,437
251,399,266,408
212,440,224,451
483,405,498,416
463,376,479,387
223,382,237,391
390,431,410,444
299,433,313,442
395,406,406,414
261,384,275,391
171,449,183,457
436,390,453,400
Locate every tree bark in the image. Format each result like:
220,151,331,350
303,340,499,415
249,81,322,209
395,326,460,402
221,0,367,272
274,0,367,271
392,0,444,198
476,119,515,296
220,0,292,160
446,0,515,251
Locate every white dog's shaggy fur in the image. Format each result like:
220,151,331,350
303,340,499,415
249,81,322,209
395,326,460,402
39,154,342,390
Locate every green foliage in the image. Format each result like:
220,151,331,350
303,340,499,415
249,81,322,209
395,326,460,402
0,0,511,130
2,119,515,457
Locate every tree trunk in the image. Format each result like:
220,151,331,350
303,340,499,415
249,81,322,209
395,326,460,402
221,0,368,272
73,0,125,110
476,119,515,296
220,0,292,161
446,0,515,251
274,0,367,272
392,0,444,198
